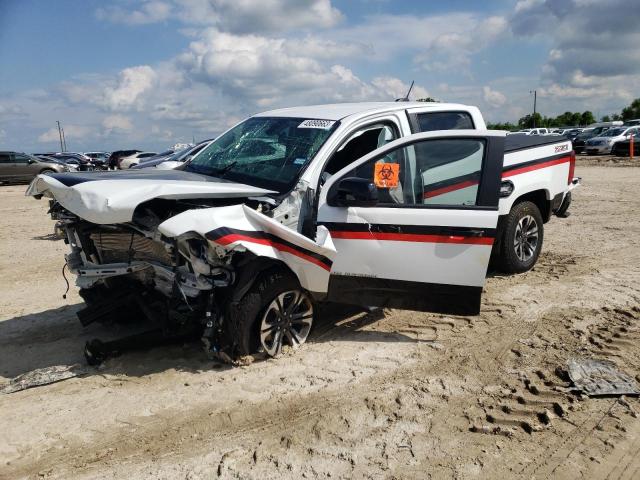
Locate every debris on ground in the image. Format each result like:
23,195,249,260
567,358,639,397
1,364,91,394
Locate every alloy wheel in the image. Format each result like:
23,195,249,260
259,290,313,357
514,214,539,262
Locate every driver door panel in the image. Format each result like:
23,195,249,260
317,130,505,315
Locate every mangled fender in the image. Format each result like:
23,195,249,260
158,204,336,294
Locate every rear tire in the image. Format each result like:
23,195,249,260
227,268,315,358
495,201,544,274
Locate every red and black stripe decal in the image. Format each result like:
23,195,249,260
502,153,571,178
321,223,495,246
423,171,480,199
205,228,333,271
421,153,571,201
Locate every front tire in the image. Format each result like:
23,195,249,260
228,268,315,358
495,201,544,273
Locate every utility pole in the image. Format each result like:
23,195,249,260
530,90,537,128
56,121,64,152
61,128,67,152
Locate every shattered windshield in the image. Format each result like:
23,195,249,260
186,117,338,193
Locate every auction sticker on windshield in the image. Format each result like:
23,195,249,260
298,119,336,129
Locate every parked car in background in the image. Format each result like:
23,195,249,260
611,132,640,156
0,151,70,183
134,140,213,170
35,155,79,171
624,119,640,127
572,127,611,154
141,150,175,162
84,152,110,168
40,152,96,171
119,151,158,169
585,126,640,155
564,128,583,141
106,150,141,169
512,128,550,135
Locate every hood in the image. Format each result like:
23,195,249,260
26,169,276,224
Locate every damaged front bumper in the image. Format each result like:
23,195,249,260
28,172,336,363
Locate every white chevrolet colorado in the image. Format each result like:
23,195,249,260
27,102,580,362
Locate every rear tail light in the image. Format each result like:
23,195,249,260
568,150,576,185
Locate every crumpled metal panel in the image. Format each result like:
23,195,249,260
1,364,90,394
567,358,639,397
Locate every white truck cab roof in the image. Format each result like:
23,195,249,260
255,102,480,122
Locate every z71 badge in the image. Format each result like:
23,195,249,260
555,144,569,153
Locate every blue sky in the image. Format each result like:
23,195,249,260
1,0,638,152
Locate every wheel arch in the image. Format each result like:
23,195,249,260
230,254,300,305
492,190,550,265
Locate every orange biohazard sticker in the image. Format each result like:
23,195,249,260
374,162,400,188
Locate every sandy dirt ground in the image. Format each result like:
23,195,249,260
1,158,640,479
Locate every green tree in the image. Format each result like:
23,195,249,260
518,113,544,129
621,98,640,121
601,115,611,122
486,122,518,131
580,111,595,126
570,112,582,126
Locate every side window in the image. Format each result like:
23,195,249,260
0,153,12,163
415,112,474,132
13,154,30,163
323,123,399,176
340,138,485,207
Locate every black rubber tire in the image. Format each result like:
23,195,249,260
39,169,55,175
226,268,311,357
555,192,571,218
495,201,544,274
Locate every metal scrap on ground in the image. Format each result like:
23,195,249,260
567,358,640,396
0,364,90,394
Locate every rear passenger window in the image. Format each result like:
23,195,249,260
415,112,474,132
0,153,12,163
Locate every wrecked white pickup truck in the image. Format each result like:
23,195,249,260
27,102,580,363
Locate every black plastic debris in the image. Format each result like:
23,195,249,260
567,358,640,397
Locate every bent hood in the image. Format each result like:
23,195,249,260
26,169,275,224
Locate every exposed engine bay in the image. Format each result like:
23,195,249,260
29,172,335,364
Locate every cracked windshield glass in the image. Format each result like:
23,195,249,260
187,117,338,192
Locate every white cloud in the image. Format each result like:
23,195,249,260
98,0,342,32
102,114,133,132
177,28,427,105
38,125,91,144
371,77,429,100
483,86,507,108
103,66,157,111
511,0,640,86
96,1,172,25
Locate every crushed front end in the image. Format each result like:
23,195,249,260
27,171,335,364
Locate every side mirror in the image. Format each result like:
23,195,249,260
327,177,378,207
28,158,36,164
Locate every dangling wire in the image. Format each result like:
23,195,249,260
62,263,70,299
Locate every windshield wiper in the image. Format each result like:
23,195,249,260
211,160,238,178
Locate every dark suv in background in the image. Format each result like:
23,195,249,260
572,127,611,154
0,151,69,183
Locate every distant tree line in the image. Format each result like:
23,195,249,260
481,97,640,131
